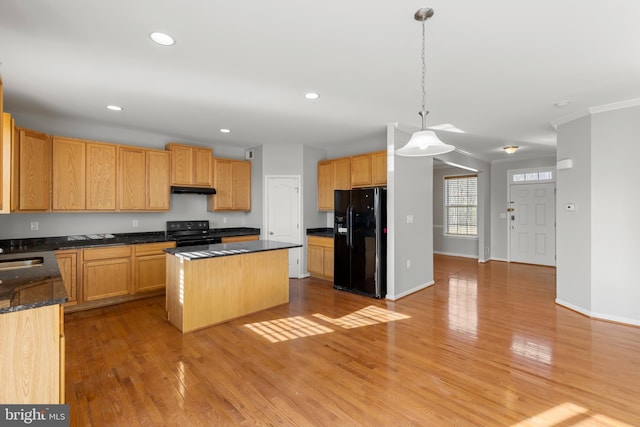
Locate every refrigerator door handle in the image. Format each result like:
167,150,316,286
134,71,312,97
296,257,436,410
347,204,353,249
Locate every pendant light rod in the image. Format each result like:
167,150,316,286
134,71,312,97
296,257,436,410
396,7,455,157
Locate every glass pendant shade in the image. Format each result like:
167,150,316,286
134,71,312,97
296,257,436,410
396,130,455,157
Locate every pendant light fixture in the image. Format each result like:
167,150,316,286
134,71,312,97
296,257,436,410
396,7,455,157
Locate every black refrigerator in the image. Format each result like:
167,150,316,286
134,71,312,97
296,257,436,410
334,187,387,298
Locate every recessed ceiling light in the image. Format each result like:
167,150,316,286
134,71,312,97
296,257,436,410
220,128,231,133
106,105,123,111
304,92,319,100
150,32,175,46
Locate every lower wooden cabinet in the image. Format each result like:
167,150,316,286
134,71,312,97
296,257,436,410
0,304,64,404
55,249,78,306
82,246,132,301
307,236,334,281
133,241,176,293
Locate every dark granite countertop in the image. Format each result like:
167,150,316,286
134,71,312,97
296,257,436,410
0,228,261,255
209,227,260,238
0,251,67,314
306,227,333,238
165,240,302,260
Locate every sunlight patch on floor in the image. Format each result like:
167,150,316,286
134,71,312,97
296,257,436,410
313,306,410,329
244,306,410,342
244,316,333,343
511,402,634,426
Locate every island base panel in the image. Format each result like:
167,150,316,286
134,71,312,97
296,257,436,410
166,249,289,333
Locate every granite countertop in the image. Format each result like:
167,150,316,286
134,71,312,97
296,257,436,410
307,227,333,238
165,240,302,261
0,251,67,314
0,227,261,255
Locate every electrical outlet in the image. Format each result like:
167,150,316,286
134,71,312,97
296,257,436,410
406,215,413,224
223,217,228,224
30,221,39,231
406,259,411,269
132,219,139,227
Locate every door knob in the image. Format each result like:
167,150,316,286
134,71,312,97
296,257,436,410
269,232,274,235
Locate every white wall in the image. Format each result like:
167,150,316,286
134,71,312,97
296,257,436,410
556,116,592,311
386,124,434,300
556,104,640,326
489,156,556,261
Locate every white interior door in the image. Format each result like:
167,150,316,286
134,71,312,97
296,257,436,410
509,183,556,266
266,176,301,278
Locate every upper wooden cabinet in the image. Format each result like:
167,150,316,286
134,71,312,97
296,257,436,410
52,137,116,211
208,157,251,211
1,112,13,213
118,146,170,211
351,150,387,188
317,156,351,211
16,127,52,212
165,143,213,187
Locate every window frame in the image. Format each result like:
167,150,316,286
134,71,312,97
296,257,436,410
443,174,478,238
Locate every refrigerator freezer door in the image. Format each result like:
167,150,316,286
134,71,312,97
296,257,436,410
333,190,351,290
350,188,379,296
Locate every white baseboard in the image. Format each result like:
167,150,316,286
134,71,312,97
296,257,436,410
386,280,435,301
434,251,478,259
556,299,640,327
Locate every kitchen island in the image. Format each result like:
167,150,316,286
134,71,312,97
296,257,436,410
164,240,301,333
0,251,67,404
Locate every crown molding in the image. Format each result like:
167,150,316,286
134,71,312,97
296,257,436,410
551,98,640,130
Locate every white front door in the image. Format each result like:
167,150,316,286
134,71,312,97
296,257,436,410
509,183,556,266
266,176,301,278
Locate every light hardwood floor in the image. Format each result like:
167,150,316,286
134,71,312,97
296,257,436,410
64,255,640,426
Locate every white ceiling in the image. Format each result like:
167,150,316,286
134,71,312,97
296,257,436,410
1,0,639,161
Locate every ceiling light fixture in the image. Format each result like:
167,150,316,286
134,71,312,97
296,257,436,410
304,92,319,100
106,105,123,111
503,145,519,154
220,128,231,133
396,7,454,157
150,32,175,46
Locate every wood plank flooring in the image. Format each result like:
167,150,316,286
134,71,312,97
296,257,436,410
64,255,640,426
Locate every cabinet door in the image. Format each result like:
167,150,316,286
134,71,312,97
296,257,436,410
350,153,372,187
118,146,146,210
83,258,131,301
52,137,85,210
371,150,387,186
323,247,334,280
146,150,170,210
307,245,324,277
19,128,52,211
134,254,167,293
1,113,13,213
232,160,251,210
317,160,333,211
168,144,192,185
55,250,78,305
211,158,232,210
192,148,213,187
86,142,116,210
333,157,351,190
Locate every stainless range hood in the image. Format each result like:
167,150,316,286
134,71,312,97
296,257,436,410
171,186,216,195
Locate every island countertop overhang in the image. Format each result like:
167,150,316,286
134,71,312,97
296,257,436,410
164,240,302,260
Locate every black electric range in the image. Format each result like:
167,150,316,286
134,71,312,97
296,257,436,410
165,220,222,247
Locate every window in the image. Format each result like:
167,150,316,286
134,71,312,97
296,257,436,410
445,175,477,236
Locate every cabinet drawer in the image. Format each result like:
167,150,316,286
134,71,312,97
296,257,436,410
134,241,175,256
308,236,333,248
83,245,132,261
221,235,259,243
